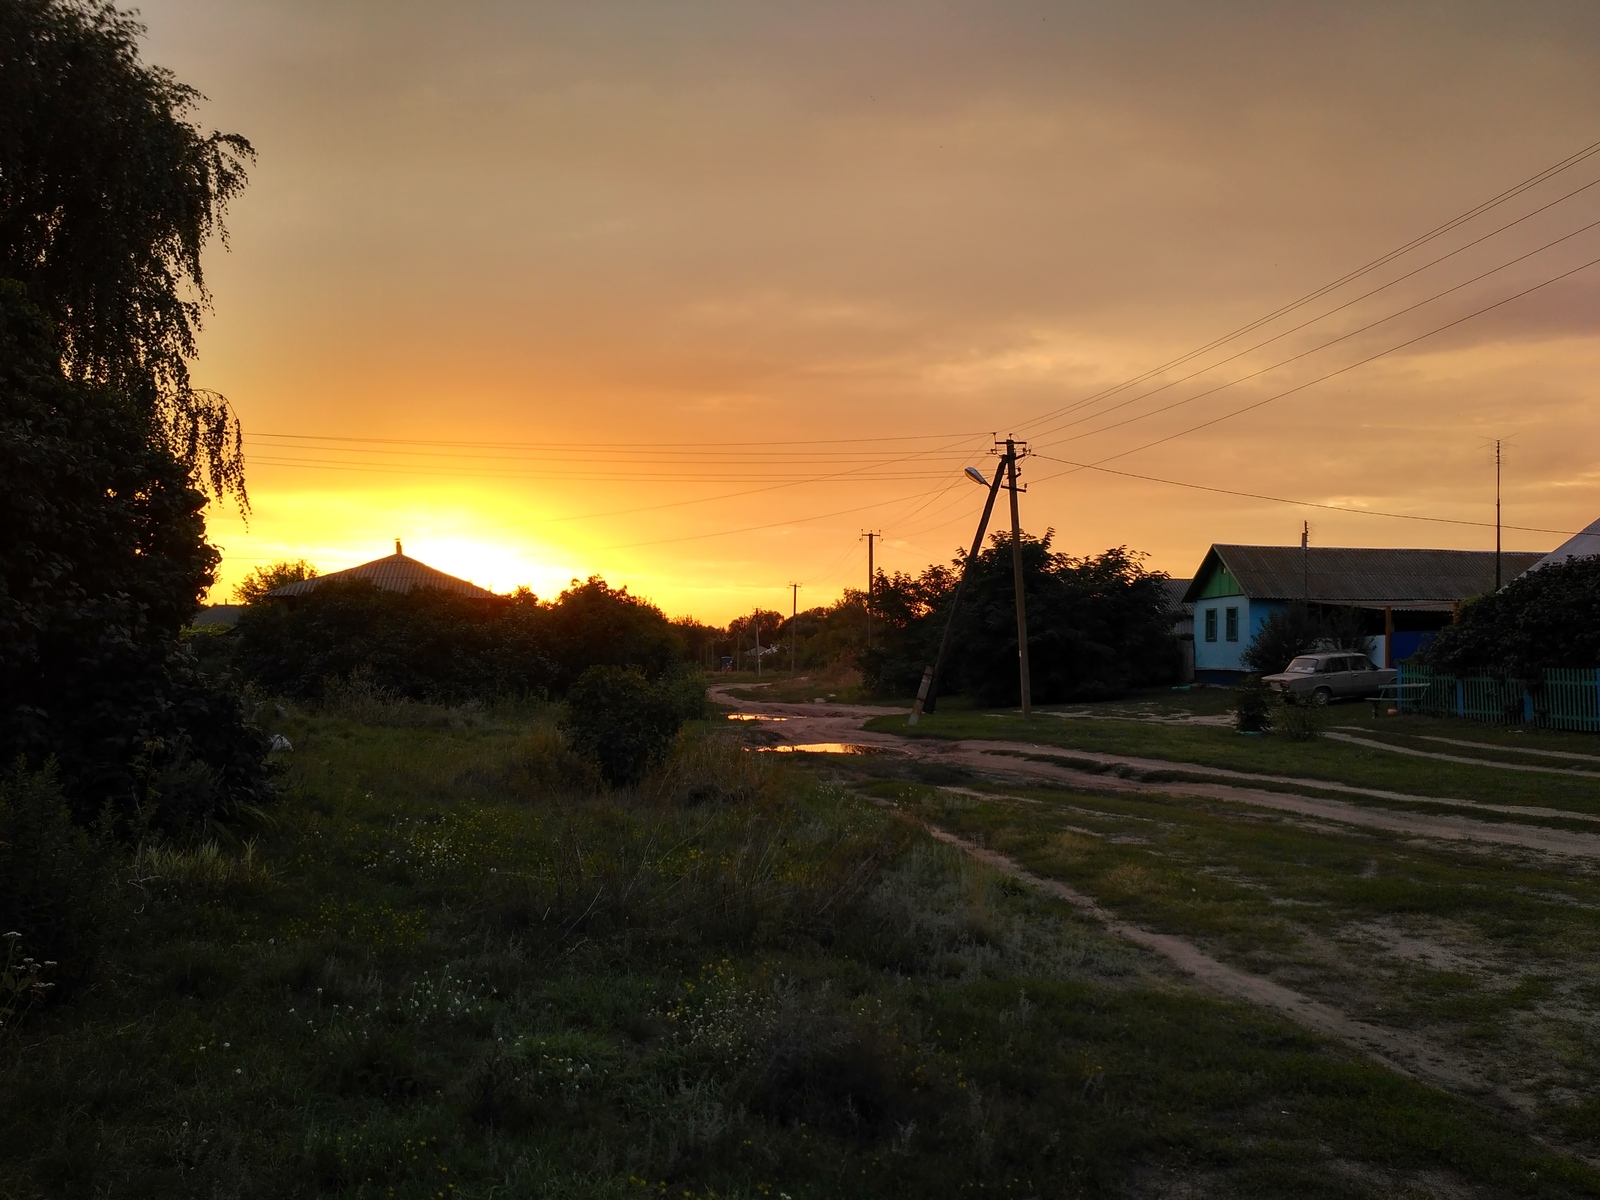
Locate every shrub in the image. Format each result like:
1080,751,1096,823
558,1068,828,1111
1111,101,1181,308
1426,554,1600,676
1242,602,1372,675
561,666,705,787
0,762,115,997
1233,678,1272,733
1274,694,1324,741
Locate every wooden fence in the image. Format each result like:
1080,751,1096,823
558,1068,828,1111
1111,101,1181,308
1395,664,1600,732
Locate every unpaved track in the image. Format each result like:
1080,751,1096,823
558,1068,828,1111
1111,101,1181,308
710,690,1524,1103
917,824,1503,1102
1327,730,1600,778
711,687,1600,858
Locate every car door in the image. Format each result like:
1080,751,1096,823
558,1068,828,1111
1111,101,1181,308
1341,656,1378,697
1331,656,1362,698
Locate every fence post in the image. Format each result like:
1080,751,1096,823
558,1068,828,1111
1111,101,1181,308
1455,680,1464,718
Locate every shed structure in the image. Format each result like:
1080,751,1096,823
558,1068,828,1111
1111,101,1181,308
1180,544,1542,681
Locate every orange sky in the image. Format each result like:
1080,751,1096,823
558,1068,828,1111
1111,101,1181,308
142,2,1600,623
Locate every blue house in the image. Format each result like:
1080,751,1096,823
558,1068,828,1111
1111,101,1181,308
1181,544,1543,682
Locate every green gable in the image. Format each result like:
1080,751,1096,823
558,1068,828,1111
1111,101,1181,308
1195,556,1244,600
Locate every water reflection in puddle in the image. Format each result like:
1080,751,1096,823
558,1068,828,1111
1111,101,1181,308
727,713,787,722
758,743,879,755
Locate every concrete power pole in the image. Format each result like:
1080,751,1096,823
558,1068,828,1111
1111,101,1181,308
910,451,1010,724
1006,438,1032,717
1484,441,1497,592
789,583,800,676
861,531,878,652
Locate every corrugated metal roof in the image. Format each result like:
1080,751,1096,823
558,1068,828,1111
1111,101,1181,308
1523,516,1600,575
266,552,494,599
1180,544,1543,606
1162,577,1193,613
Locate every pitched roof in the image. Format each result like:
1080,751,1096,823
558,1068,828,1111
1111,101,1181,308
1181,544,1544,610
1162,577,1194,613
1522,516,1600,575
266,551,494,599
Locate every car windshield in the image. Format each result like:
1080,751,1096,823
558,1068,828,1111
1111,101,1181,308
1286,657,1320,673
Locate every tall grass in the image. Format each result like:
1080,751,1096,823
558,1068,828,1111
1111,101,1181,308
1,703,1594,1198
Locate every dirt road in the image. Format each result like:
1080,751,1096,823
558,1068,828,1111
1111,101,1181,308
712,686,1536,1103
712,687,1600,858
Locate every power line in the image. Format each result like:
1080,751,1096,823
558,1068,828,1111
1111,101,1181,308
1007,135,1600,437
1049,248,1600,470
1029,452,1577,536
1028,201,1600,444
1037,214,1600,452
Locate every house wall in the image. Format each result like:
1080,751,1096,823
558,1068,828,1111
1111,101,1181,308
1194,594,1281,673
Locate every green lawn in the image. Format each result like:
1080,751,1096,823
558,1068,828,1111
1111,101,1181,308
4,699,1596,1196
867,698,1600,814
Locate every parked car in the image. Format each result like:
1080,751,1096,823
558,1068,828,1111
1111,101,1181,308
1260,651,1396,705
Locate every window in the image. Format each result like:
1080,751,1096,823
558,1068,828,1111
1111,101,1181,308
1225,607,1239,642
1204,609,1217,642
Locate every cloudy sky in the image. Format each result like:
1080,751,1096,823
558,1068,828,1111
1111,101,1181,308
141,1,1600,620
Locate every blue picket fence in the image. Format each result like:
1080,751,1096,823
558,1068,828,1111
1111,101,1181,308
1395,664,1600,732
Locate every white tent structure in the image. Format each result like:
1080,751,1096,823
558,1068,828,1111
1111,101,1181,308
1521,516,1600,575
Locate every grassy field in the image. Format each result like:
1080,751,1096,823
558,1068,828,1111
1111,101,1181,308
820,686,1600,1152
4,696,1598,1197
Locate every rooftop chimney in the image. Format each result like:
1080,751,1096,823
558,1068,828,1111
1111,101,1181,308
395,539,403,555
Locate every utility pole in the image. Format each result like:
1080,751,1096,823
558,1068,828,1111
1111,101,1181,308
910,451,1009,724
1300,521,1309,603
1495,438,1503,589
861,531,878,652
754,614,761,680
789,583,800,676
1006,438,1032,717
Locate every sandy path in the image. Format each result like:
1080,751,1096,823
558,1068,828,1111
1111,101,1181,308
710,687,1600,857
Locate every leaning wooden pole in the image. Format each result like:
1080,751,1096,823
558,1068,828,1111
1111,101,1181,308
909,454,1009,725
1006,438,1032,716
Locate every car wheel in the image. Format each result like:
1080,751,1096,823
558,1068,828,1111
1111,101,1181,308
1312,687,1332,706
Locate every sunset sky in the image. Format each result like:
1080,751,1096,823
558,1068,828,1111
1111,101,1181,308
141,1,1600,623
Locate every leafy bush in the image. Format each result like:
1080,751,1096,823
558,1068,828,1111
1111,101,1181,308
1242,602,1372,675
0,763,115,997
1426,555,1600,676
230,574,690,704
1233,678,1272,733
561,666,706,787
234,559,316,603
1274,694,1324,741
861,534,1179,703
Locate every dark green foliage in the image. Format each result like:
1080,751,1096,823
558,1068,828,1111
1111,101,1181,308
0,762,114,992
0,0,253,500
1275,693,1324,741
230,574,688,703
1234,678,1272,732
232,581,556,702
234,559,316,604
1427,555,1600,676
858,566,956,696
561,665,705,786
540,576,684,689
864,533,1178,704
0,285,270,831
1242,602,1373,675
